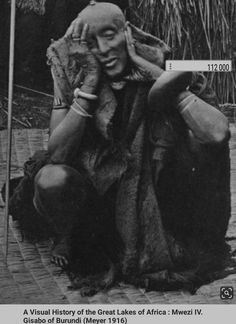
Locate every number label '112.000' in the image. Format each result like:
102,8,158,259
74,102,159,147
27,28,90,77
166,60,232,72
207,63,230,72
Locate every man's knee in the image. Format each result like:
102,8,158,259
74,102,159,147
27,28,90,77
34,164,71,195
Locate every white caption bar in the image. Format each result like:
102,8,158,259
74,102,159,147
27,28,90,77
166,60,232,72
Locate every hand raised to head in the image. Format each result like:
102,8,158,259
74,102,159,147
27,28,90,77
65,18,101,89
125,23,138,62
64,16,83,39
125,23,164,80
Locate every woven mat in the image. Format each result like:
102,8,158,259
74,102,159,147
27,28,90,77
0,128,236,304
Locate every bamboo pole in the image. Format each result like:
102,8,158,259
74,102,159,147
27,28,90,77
3,0,16,260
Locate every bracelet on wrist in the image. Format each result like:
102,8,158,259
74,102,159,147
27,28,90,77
74,87,98,101
70,99,93,118
176,93,197,113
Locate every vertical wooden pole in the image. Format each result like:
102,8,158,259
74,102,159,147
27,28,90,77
3,0,16,260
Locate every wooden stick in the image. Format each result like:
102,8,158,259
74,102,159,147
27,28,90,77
3,0,16,261
0,80,53,98
14,84,54,98
2,109,29,128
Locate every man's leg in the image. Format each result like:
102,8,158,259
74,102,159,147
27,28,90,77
33,164,93,267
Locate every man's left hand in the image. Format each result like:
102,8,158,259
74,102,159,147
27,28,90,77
125,23,164,80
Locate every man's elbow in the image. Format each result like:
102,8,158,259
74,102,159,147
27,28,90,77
208,118,230,146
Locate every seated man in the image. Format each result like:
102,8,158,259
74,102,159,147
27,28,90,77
8,1,231,293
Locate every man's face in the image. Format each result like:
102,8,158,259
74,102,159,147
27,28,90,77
80,6,128,80
91,23,127,80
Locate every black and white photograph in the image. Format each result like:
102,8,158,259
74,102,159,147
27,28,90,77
0,0,236,310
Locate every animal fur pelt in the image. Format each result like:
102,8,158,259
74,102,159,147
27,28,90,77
8,0,46,15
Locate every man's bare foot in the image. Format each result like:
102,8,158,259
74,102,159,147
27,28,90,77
68,260,116,296
51,237,70,268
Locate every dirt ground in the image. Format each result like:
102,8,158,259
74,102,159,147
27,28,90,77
0,82,52,130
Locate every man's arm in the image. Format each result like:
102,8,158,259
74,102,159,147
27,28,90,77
175,89,230,145
48,83,96,164
148,72,230,146
47,22,100,164
126,24,229,147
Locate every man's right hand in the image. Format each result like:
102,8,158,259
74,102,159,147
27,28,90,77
65,18,101,91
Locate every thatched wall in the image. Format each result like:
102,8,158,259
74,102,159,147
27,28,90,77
129,0,236,103
8,0,47,15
